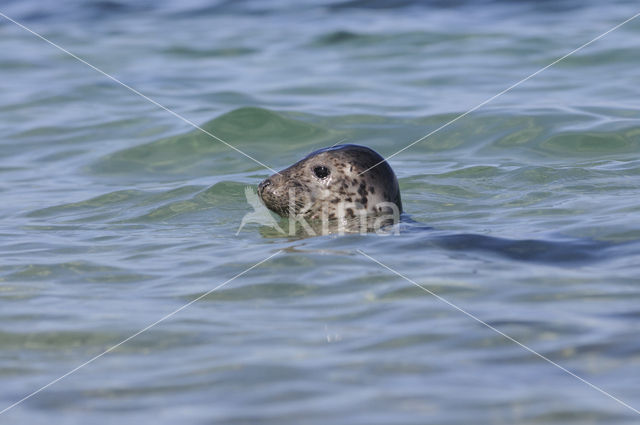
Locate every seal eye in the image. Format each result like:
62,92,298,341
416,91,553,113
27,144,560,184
313,165,330,179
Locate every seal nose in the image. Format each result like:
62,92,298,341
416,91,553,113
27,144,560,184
258,178,272,194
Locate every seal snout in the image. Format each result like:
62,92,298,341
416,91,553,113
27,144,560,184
258,174,291,217
257,177,275,202
258,178,272,194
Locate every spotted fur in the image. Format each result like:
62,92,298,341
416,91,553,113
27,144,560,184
258,144,402,219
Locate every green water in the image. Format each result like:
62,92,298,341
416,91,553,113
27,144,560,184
1,1,640,424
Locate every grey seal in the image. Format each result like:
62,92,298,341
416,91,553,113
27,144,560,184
257,144,402,229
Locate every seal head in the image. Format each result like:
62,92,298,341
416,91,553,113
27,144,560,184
258,144,402,221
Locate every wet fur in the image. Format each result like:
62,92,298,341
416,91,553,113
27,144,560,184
258,144,402,219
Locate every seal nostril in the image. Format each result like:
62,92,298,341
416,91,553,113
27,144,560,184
259,179,272,192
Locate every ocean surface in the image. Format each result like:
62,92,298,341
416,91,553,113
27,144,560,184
1,0,640,424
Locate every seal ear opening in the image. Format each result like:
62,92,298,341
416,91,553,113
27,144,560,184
313,165,330,179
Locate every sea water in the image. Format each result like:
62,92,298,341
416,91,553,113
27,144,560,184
1,1,640,424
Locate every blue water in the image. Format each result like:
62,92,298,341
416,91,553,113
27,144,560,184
1,0,640,423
